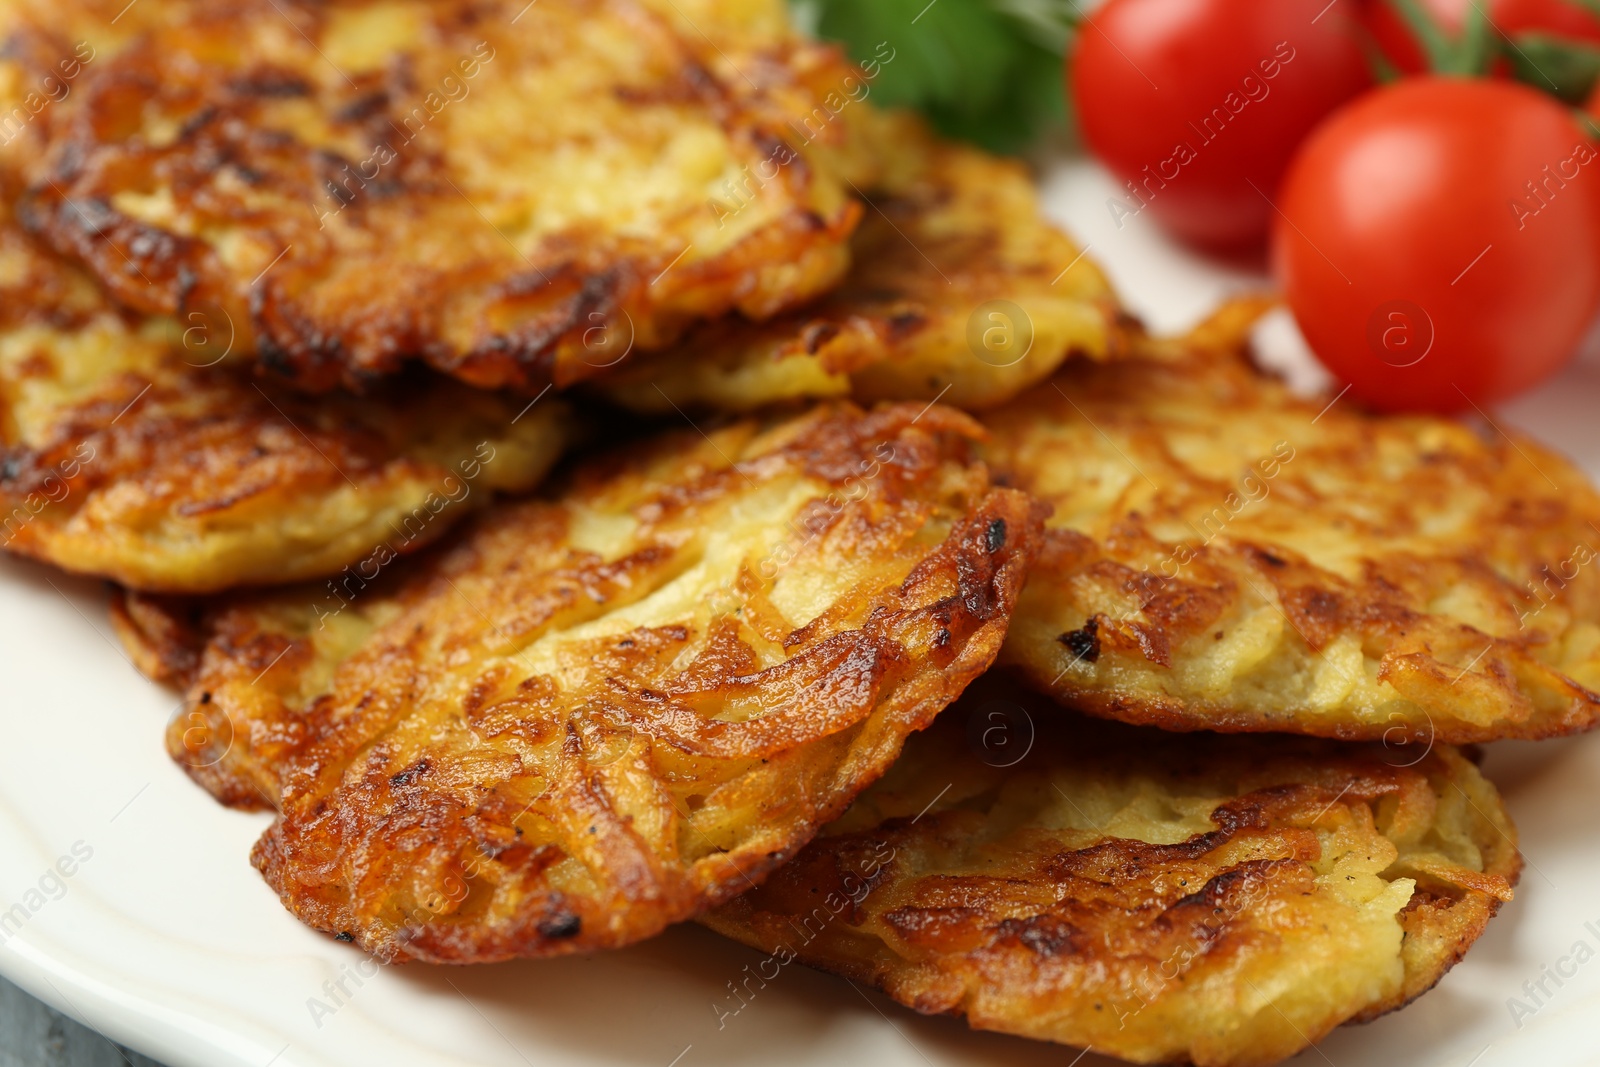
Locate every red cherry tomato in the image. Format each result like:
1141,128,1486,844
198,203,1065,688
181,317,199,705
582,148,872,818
1367,0,1600,75
1274,78,1600,413
1072,0,1371,250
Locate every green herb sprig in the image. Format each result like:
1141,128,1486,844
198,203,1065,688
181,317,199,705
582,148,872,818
797,0,1078,154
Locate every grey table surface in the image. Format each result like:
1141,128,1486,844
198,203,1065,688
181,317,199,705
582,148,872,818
0,976,165,1067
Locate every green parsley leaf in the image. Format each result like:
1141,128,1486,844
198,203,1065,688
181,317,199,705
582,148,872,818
804,0,1074,154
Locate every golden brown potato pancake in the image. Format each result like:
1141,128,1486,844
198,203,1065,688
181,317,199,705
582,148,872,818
0,191,569,593
3,0,875,393
113,403,1044,962
597,112,1127,413
989,304,1600,744
705,677,1519,1067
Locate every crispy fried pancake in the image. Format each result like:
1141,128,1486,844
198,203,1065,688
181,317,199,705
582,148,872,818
0,192,568,593
3,0,875,393
704,677,1519,1067
597,112,1127,413
113,403,1044,962
989,305,1600,744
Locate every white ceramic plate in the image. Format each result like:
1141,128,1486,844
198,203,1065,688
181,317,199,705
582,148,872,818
4,157,1600,1067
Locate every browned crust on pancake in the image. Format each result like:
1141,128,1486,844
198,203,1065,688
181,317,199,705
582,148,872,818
704,678,1520,1067
6,0,874,393
115,402,1046,962
990,303,1600,743
595,112,1128,413
0,184,568,593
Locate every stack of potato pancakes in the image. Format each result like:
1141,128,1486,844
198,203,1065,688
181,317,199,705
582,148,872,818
4,3,1595,1064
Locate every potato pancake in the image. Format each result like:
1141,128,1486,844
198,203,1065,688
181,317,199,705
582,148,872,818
3,0,875,393
0,191,569,593
112,403,1044,962
704,677,1519,1067
597,112,1127,413
990,305,1600,744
